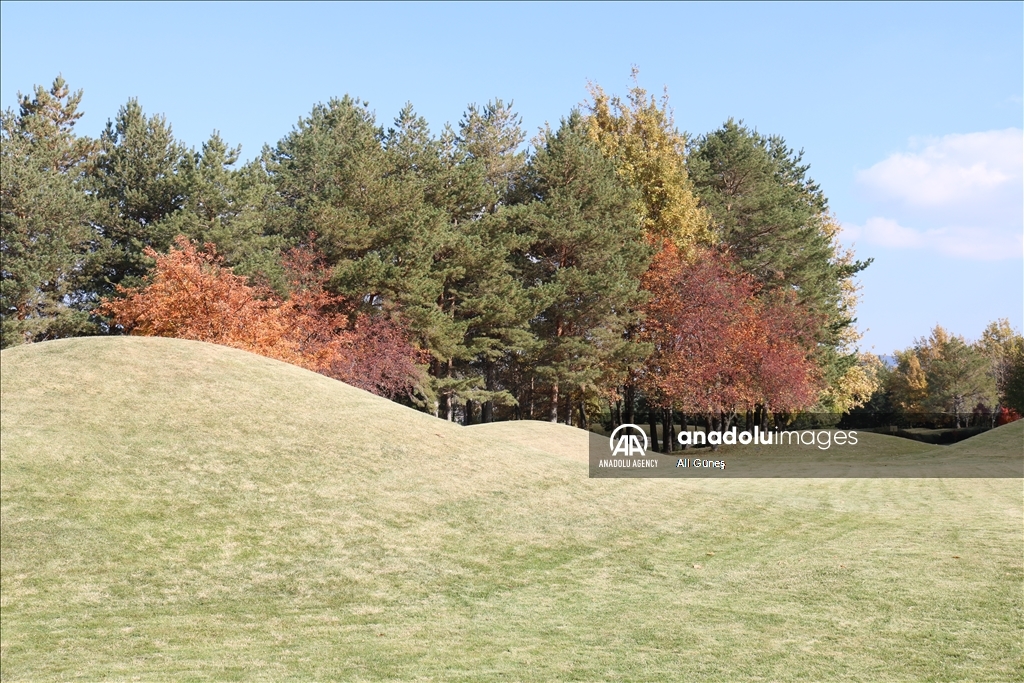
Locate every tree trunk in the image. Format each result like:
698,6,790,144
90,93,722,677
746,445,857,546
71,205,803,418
667,407,677,452
550,383,559,423
679,412,689,450
528,377,535,420
445,360,454,421
430,358,441,417
579,400,588,430
649,408,661,453
482,361,494,423
623,384,635,425
707,413,719,452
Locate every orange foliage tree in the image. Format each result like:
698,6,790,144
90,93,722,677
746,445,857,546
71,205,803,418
638,244,819,418
100,236,423,398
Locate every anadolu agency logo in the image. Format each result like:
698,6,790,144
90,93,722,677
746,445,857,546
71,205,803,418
598,424,659,468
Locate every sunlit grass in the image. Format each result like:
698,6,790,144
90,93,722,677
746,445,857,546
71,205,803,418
2,337,1021,680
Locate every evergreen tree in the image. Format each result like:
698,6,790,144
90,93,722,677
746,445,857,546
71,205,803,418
264,97,456,404
1,76,100,347
456,100,526,213
158,132,282,287
978,318,1024,410
447,100,533,422
886,325,998,425
514,113,651,422
1002,342,1024,414
688,119,871,408
921,328,995,427
90,99,189,292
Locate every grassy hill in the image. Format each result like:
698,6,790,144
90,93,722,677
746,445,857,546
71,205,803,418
2,337,1021,681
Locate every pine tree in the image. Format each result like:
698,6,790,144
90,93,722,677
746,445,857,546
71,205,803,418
978,319,1024,410
263,97,454,404
1,76,100,347
688,119,871,410
445,100,534,422
90,99,189,292
456,99,526,215
919,327,995,426
514,112,651,422
156,132,282,287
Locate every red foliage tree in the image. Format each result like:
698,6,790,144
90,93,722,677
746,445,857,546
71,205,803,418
101,236,423,399
638,244,818,415
996,406,1021,426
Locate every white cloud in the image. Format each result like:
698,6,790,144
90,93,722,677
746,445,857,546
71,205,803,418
849,129,1023,261
843,217,1024,261
856,129,1022,209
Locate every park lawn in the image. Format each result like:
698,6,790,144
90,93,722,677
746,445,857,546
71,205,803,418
2,336,1022,681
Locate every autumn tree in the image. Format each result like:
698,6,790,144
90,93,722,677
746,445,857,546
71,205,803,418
101,237,423,399
584,74,713,425
638,244,818,444
585,72,711,250
888,350,930,414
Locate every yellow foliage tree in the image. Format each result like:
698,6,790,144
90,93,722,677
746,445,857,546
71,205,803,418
585,70,711,251
818,352,883,414
889,350,929,413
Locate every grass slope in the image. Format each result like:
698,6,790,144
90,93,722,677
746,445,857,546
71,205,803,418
2,337,1022,681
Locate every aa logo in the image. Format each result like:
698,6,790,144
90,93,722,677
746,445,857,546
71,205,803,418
609,424,649,458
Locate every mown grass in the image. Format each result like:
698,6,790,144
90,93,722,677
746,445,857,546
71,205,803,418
2,337,1022,681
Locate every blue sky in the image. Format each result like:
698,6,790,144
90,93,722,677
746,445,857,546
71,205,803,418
2,1,1021,353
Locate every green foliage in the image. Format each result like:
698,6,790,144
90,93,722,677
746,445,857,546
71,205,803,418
90,99,189,291
159,133,283,286
25,75,1007,428
688,119,872,409
978,318,1024,412
1,77,100,347
881,324,1001,424
456,99,526,214
923,331,994,425
514,113,651,420
1003,343,1024,413
265,97,446,325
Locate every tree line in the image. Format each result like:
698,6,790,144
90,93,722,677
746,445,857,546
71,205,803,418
852,320,1024,428
3,74,877,430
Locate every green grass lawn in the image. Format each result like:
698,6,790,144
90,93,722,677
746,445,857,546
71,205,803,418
2,337,1022,681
